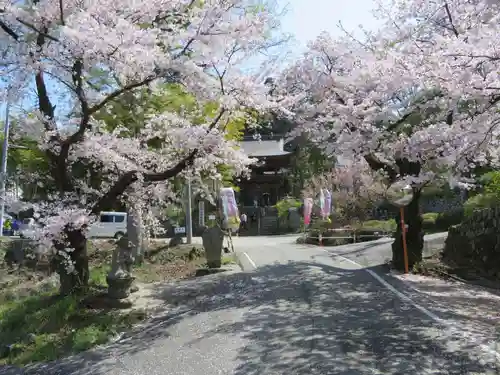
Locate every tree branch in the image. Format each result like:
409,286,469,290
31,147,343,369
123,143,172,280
0,20,18,40
91,109,226,214
87,76,157,115
66,59,90,145
58,0,65,25
34,30,56,131
364,154,398,182
444,2,459,38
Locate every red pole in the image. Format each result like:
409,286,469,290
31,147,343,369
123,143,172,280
400,207,409,274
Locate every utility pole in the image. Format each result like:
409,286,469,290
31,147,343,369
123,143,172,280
185,177,193,244
0,95,10,236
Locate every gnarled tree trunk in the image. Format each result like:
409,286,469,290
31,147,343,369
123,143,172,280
54,227,89,295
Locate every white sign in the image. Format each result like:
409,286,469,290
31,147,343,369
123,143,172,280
199,201,205,227
174,226,186,234
208,214,216,220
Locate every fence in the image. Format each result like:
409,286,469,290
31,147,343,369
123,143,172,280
302,227,393,245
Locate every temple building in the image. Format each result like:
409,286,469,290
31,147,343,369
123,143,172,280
237,135,293,207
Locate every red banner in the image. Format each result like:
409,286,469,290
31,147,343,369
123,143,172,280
303,198,313,225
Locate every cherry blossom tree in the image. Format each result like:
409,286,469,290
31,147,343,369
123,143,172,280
0,0,290,294
279,0,500,269
303,159,386,227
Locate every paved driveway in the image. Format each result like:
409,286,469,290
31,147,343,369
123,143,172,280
2,233,498,375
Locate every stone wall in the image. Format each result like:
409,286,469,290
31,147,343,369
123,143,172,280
443,207,500,279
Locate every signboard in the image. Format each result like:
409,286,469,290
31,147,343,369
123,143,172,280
174,226,186,234
303,198,313,226
198,201,205,227
208,214,216,220
219,187,240,231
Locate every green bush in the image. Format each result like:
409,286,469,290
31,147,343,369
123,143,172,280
434,209,464,231
275,197,302,218
481,171,500,199
422,212,438,231
422,212,438,221
463,193,500,217
360,220,396,232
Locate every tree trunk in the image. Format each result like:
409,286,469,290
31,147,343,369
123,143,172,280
391,189,424,271
127,199,145,265
55,227,89,295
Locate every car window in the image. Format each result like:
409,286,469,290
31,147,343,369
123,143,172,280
113,215,125,223
100,214,113,223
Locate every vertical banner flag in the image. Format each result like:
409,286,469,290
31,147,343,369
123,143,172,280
322,189,332,218
219,187,240,231
303,198,313,225
319,189,325,218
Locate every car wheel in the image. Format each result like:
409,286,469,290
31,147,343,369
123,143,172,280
114,231,125,239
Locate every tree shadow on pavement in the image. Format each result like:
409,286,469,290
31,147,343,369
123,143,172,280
387,273,500,356
2,261,499,375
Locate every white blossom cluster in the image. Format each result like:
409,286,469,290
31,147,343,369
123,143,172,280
280,0,500,187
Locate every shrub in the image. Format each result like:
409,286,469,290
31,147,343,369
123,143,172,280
463,193,500,217
434,209,464,231
422,212,438,231
275,197,302,218
360,219,396,232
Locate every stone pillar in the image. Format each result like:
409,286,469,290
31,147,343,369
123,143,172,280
202,226,224,268
107,235,135,299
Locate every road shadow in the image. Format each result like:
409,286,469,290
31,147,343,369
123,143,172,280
2,261,499,375
385,273,500,352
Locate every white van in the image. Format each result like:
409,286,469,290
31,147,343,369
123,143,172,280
88,211,127,239
19,217,39,238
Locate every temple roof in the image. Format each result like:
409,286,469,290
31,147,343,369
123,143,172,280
239,139,291,157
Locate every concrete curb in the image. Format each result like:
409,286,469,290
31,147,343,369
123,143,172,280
232,251,245,271
232,250,256,271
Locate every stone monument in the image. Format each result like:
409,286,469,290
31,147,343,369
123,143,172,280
202,225,224,268
107,235,135,299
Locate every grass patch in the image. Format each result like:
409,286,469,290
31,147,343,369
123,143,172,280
0,239,233,365
0,290,146,365
221,255,235,265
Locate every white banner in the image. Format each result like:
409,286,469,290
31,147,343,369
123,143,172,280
219,187,240,231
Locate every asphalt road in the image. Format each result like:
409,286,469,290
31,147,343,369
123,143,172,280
2,233,499,375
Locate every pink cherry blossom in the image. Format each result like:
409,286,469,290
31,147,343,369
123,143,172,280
0,0,289,269
281,0,500,187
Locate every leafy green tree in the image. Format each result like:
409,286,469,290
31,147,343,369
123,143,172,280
0,119,53,201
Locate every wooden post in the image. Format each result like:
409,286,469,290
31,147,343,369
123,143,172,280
400,207,409,274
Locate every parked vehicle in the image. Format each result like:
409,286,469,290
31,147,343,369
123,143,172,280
19,217,40,239
88,211,127,239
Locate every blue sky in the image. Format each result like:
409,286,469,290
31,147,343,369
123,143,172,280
2,0,383,119
279,0,383,48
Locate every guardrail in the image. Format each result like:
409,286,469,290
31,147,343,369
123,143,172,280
303,227,393,246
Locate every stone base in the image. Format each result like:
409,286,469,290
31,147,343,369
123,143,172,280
107,275,135,300
195,268,227,277
207,260,222,269
81,292,134,309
